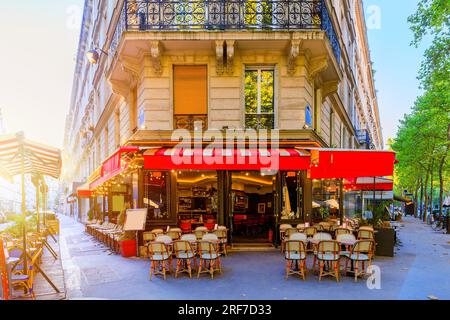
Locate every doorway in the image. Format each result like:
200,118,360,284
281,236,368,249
231,171,276,243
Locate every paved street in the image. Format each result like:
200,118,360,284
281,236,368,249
59,215,450,300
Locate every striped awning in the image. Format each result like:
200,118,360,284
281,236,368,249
143,147,311,171
0,133,61,178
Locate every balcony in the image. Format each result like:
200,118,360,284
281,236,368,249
174,114,208,131
111,0,341,63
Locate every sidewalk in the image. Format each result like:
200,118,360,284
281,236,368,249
58,215,449,300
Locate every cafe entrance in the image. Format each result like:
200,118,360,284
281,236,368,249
231,171,277,243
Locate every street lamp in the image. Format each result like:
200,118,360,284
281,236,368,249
86,48,108,64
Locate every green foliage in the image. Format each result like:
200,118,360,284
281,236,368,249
393,1,450,216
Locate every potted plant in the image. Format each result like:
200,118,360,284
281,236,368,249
116,207,137,257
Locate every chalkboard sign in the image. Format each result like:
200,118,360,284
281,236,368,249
123,209,148,231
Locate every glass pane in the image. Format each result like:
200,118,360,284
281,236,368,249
245,70,258,114
144,171,169,220
260,70,274,113
245,114,274,130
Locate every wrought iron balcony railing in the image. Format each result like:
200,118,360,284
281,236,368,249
174,114,208,130
111,0,341,63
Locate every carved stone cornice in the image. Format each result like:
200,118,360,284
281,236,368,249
287,39,301,76
109,79,131,100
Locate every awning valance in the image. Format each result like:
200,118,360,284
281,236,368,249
344,177,394,191
89,146,140,189
308,149,396,179
143,147,311,171
77,183,92,197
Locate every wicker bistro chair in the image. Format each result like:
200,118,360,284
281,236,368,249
342,240,375,282
148,242,172,280
303,226,317,238
151,229,164,235
318,222,332,232
315,240,341,282
213,229,228,256
281,228,300,253
10,248,43,300
284,240,307,280
311,232,332,256
173,240,197,278
197,241,222,279
357,229,375,240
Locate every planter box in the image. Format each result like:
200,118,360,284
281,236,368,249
375,228,396,257
120,240,137,258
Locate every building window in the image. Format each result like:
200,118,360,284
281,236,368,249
305,105,313,129
245,67,275,130
173,65,208,130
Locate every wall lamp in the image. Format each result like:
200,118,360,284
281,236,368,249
86,48,109,64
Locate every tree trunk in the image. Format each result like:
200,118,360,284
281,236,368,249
419,177,424,219
423,170,430,223
414,183,419,218
438,145,449,219
429,159,434,224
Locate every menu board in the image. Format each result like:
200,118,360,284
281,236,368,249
123,209,148,231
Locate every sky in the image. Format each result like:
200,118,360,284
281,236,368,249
0,0,429,150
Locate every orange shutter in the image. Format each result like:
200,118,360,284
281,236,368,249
174,65,207,115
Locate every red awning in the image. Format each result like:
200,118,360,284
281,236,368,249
308,149,396,179
143,147,311,171
89,146,140,189
344,177,394,191
77,183,92,197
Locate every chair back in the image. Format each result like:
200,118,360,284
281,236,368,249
213,229,227,239
317,240,340,260
197,241,218,258
217,226,227,230
336,234,356,243
313,232,332,241
285,228,299,238
170,227,182,232
194,230,207,240
151,228,164,235
296,224,305,229
173,240,194,258
335,228,352,236
284,240,306,260
357,229,374,240
143,232,156,243
166,230,181,240
181,234,197,242
359,226,374,231
319,222,331,231
303,226,317,237
155,235,173,245
195,226,208,232
289,233,307,242
353,239,374,254
202,233,219,242
148,242,170,259
279,224,292,231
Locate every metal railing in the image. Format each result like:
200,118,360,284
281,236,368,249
174,114,208,130
110,0,341,62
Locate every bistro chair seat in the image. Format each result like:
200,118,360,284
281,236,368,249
284,240,307,280
342,253,370,261
181,234,197,242
202,233,219,242
289,233,307,242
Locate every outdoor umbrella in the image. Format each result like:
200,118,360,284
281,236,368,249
312,201,321,209
0,132,61,297
324,199,340,209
